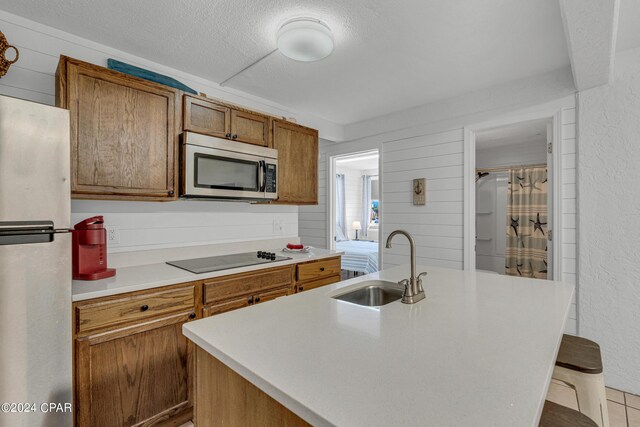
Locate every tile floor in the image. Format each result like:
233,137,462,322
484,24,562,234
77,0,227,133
546,380,640,427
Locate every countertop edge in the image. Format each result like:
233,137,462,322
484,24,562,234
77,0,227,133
183,328,332,427
72,250,344,302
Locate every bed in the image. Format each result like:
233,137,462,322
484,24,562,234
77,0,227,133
335,240,379,274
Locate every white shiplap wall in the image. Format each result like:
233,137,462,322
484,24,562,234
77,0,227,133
300,99,578,334
382,129,464,269
298,144,330,248
0,11,299,253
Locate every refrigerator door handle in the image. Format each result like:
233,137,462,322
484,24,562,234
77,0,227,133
0,220,68,245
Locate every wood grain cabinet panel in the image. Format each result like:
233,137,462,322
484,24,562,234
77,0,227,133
256,286,291,303
75,285,195,334
56,56,179,201
272,120,318,204
297,275,341,293
203,296,252,317
230,109,270,146
296,257,341,283
203,266,293,305
75,311,196,427
183,95,230,138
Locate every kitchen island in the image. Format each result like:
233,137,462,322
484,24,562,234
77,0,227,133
183,265,574,426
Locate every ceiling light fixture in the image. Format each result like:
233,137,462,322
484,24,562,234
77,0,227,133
219,17,334,86
277,18,334,62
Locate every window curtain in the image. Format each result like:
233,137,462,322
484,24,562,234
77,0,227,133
361,175,372,239
505,167,548,279
335,174,348,241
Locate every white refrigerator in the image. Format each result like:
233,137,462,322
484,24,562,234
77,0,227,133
0,95,72,426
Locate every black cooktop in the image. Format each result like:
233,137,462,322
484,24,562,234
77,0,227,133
166,251,291,274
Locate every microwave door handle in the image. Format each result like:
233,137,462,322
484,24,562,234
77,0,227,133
259,160,266,192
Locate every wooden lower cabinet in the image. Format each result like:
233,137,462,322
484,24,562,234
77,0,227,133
295,257,342,293
73,282,200,427
75,311,195,427
72,257,341,426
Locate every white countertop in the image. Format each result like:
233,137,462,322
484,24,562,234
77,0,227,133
72,248,342,301
182,266,574,427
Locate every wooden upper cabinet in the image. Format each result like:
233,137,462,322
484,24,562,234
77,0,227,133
183,94,230,139
56,56,180,201
183,94,270,147
272,119,319,204
230,109,270,146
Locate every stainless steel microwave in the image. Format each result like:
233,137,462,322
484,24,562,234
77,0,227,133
181,132,278,201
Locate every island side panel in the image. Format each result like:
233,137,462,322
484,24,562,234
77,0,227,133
194,346,310,427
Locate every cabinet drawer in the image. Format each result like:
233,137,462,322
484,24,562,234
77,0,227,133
256,286,290,303
204,266,293,305
297,275,341,293
296,257,341,283
203,296,252,317
76,285,195,334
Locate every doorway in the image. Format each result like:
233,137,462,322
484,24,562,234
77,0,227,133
329,150,380,278
464,112,561,280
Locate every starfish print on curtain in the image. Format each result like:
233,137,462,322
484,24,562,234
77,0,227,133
505,166,548,279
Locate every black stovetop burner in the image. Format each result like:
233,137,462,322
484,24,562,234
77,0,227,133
166,251,291,274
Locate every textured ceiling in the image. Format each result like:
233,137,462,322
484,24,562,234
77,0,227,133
476,118,549,150
1,0,570,124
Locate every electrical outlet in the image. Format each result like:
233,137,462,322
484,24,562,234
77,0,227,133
272,220,284,234
106,226,120,244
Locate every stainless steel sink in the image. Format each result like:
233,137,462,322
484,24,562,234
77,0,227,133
332,280,404,307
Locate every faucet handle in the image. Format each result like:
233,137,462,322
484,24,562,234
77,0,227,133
397,278,411,297
417,271,427,292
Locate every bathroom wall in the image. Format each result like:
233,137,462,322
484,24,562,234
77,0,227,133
475,173,509,273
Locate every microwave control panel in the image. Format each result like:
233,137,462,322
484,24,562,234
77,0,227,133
265,164,277,193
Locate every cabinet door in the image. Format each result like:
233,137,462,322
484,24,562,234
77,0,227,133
203,296,252,317
230,109,270,146
183,95,230,138
255,286,290,304
75,311,195,427
297,275,341,293
272,120,318,204
61,57,179,200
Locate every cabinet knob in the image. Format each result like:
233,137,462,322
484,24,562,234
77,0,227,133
140,304,149,312
189,312,196,319
226,133,231,138
255,297,261,303
299,287,304,292
232,134,238,139
168,190,174,196
320,267,325,271
248,297,254,304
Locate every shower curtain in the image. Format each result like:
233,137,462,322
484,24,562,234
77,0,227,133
335,174,348,241
505,167,548,279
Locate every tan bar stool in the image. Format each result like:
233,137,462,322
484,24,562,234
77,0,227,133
552,334,609,427
539,400,598,426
